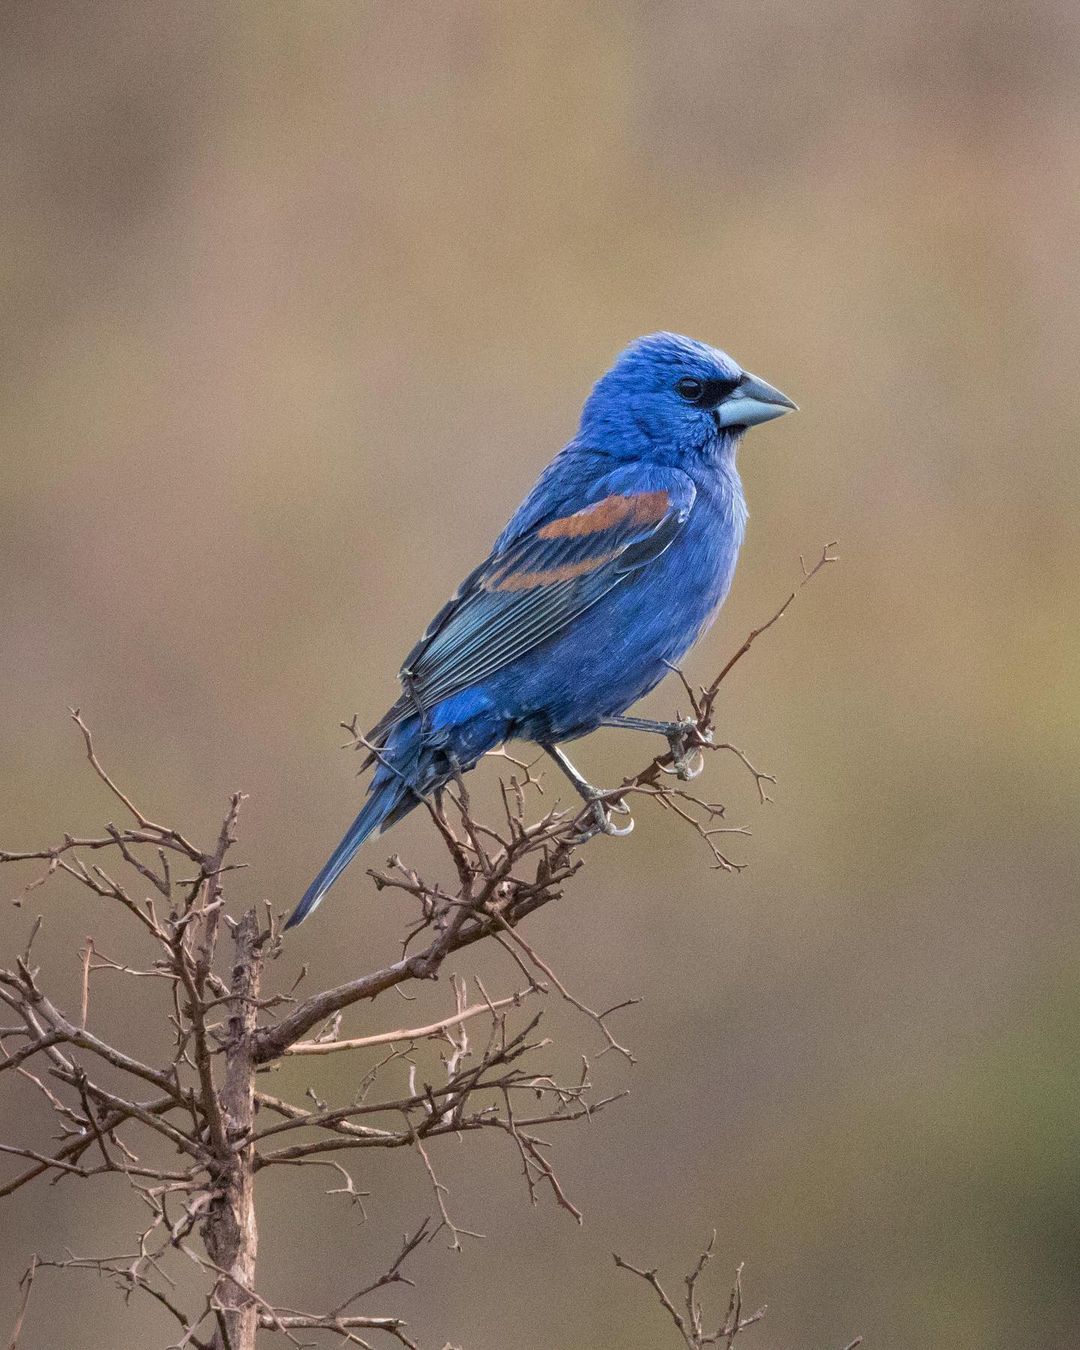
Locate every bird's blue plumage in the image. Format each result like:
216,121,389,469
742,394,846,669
286,333,795,928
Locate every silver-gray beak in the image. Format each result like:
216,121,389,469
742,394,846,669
714,370,798,429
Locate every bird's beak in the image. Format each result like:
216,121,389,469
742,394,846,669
714,371,798,429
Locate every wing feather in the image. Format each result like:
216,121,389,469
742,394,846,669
367,469,695,746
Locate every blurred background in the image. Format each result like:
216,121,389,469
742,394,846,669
2,3,1079,1347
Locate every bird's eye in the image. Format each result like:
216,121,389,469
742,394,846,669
675,377,704,403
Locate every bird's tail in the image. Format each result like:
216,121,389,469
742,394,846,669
284,779,402,929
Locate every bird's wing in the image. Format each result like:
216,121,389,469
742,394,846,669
367,464,696,745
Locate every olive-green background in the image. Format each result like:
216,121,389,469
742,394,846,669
2,4,1078,1347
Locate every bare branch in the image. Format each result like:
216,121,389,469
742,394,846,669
699,542,837,714
614,1238,766,1349
5,1257,36,1350
0,550,837,1349
69,707,204,860
284,985,538,1056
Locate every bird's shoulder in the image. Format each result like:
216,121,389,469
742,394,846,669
493,445,697,555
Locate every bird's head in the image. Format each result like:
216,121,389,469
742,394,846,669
578,332,796,465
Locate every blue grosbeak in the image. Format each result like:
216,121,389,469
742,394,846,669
286,333,795,928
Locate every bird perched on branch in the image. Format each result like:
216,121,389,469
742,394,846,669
286,332,796,928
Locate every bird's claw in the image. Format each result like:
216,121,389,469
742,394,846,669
662,719,712,781
570,793,635,843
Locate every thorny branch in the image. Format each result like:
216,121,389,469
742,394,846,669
0,549,836,1348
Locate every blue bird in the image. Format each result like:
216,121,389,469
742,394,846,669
286,333,796,928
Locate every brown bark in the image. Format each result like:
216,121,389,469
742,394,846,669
203,910,262,1350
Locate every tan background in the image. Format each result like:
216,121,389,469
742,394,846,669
2,3,1079,1347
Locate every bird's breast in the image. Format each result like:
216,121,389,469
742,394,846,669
492,473,747,742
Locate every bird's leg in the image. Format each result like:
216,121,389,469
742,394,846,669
542,744,634,840
600,714,712,780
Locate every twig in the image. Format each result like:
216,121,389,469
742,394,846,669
6,1256,36,1350
489,917,638,1064
411,1131,485,1252
614,1238,768,1349
284,987,537,1056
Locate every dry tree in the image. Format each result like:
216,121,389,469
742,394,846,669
1,550,838,1350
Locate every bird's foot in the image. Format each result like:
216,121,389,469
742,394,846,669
570,791,634,843
662,719,712,781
